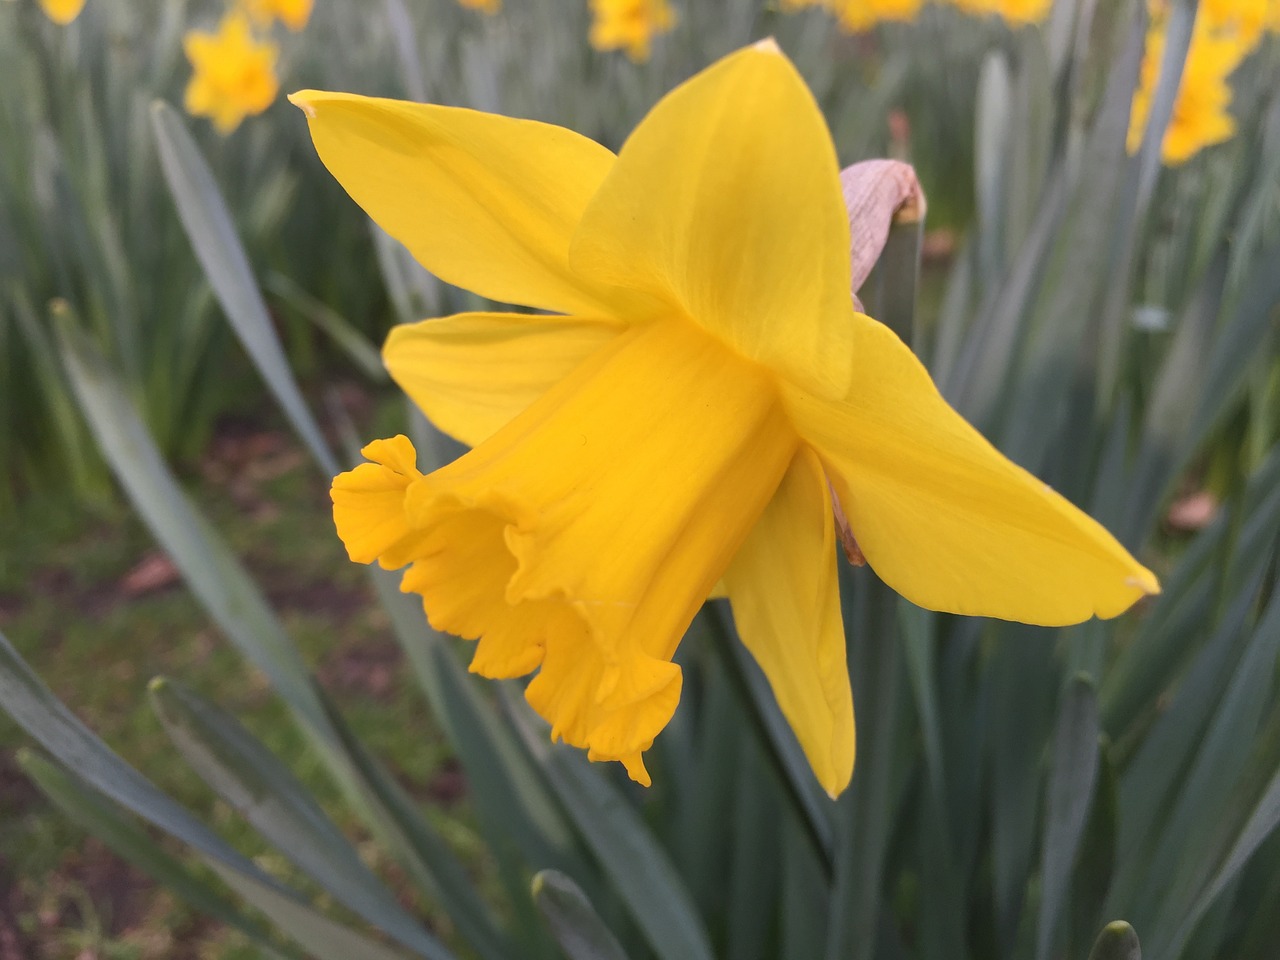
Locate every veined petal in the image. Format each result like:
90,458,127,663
568,41,856,398
722,446,855,797
384,312,626,448
290,91,630,317
786,313,1160,625
359,318,798,784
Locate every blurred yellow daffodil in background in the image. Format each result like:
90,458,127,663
784,0,1052,31
239,0,314,32
38,0,86,25
292,41,1158,797
949,0,1051,26
1127,0,1278,165
184,11,280,134
783,0,925,32
456,0,502,14
588,0,676,61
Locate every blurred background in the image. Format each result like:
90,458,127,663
2,0,1279,958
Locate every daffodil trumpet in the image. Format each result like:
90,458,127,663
293,40,1158,797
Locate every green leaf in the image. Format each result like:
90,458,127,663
149,100,337,475
18,749,292,960
990,626,1057,951
1037,675,1102,960
0,629,403,960
265,271,387,383
148,677,454,960
827,573,909,960
706,604,833,872
510,695,715,960
1149,588,1280,957
531,870,631,960
55,315,345,752
1070,738,1119,958
974,50,1011,280
313,686,515,960
1087,921,1141,960
0,627,264,880
202,859,415,960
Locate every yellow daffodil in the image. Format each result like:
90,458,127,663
783,0,926,32
184,12,280,135
1128,5,1251,165
39,0,86,25
949,0,1052,25
292,41,1157,796
588,0,676,62
239,0,314,31
1200,0,1276,46
456,0,501,14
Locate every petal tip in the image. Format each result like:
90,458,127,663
1126,570,1161,596
287,91,317,118
752,36,783,55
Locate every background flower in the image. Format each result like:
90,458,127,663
183,11,280,134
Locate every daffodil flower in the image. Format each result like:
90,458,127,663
239,0,315,32
39,0,86,25
184,12,280,135
588,0,677,61
291,41,1157,796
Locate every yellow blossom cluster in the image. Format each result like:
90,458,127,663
1129,0,1279,165
182,0,312,134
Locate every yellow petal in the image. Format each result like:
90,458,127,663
569,41,856,398
785,313,1160,625
384,312,625,448
330,435,430,568
722,446,855,797
396,317,797,782
289,91,630,317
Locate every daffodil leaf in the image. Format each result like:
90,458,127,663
148,676,455,960
150,99,338,476
1087,921,1141,960
264,271,387,383
509,694,715,960
18,749,294,960
1109,561,1273,914
1145,590,1280,957
531,870,631,960
1037,675,1102,960
827,573,908,960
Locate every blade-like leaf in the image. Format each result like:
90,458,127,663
1088,921,1141,960
265,271,387,383
148,677,453,960
509,693,715,960
149,100,337,475
532,870,631,960
1037,676,1102,960
18,749,291,960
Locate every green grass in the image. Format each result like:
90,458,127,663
0,410,484,959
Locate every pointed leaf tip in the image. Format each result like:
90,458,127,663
1088,921,1141,960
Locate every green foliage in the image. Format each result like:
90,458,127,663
3,1,1280,960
